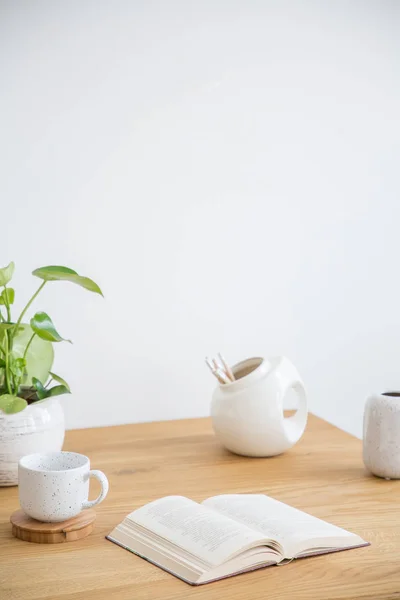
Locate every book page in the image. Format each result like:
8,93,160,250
203,495,357,553
127,496,270,567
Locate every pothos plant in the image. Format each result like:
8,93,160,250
0,262,103,415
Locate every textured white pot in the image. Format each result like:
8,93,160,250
0,398,65,486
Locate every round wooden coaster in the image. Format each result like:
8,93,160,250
10,509,96,544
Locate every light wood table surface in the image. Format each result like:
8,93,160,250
0,414,398,600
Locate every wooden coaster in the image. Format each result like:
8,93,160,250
10,509,96,544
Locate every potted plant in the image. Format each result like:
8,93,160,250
0,262,102,486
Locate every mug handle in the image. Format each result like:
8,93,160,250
82,470,109,509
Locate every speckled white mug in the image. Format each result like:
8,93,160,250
18,451,109,522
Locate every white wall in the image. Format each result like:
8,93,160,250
1,1,399,437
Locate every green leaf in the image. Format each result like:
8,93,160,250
0,394,12,410
32,266,77,279
0,358,5,368
49,372,70,392
30,312,71,343
32,266,103,296
8,324,54,386
0,288,15,305
0,394,27,414
45,385,70,398
0,323,13,331
32,376,47,400
0,262,15,287
10,357,26,378
31,377,70,401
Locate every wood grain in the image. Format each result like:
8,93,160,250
0,414,399,600
10,509,96,544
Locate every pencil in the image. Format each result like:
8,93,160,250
217,353,235,382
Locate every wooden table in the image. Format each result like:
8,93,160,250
0,414,399,600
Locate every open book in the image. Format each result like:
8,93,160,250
107,494,368,585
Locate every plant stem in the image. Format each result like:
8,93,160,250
23,332,36,362
13,281,46,339
3,285,11,322
4,331,12,395
9,332,38,395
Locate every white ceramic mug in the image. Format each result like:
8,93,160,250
211,356,308,457
18,451,109,522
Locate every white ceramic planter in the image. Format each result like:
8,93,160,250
211,356,308,457
0,398,65,486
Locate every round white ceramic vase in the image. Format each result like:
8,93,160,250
211,356,308,457
363,392,400,479
0,398,65,486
